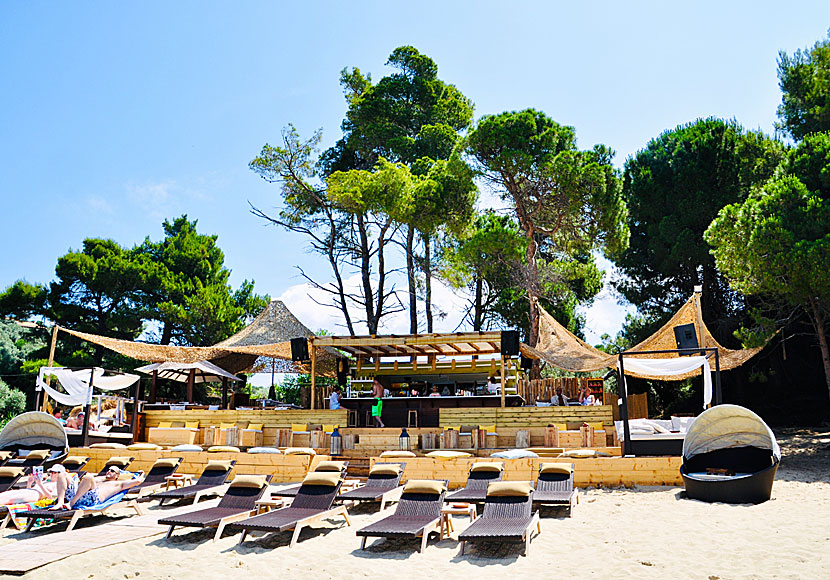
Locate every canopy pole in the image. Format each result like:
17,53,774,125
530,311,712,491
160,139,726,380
618,354,632,456
187,369,195,403
81,368,94,447
221,377,228,410
150,370,158,404
500,355,506,408
39,325,59,412
310,338,317,410
714,349,722,405
131,378,140,443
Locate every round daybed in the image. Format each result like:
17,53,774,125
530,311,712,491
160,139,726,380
0,411,69,467
681,404,780,504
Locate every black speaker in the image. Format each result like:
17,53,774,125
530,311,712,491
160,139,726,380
501,330,520,356
337,358,350,386
673,323,699,355
520,355,533,370
290,337,310,362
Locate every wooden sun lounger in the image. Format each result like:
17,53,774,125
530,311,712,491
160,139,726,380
149,460,236,505
0,467,25,493
458,490,540,557
356,480,448,553
532,463,577,515
337,462,405,510
123,457,183,498
445,465,503,503
269,461,349,498
159,475,272,541
18,487,145,532
229,477,349,548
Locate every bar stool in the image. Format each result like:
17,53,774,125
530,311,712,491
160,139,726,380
347,409,358,427
407,410,418,428
365,409,374,427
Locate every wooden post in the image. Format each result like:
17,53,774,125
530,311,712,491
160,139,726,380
500,355,506,408
39,325,59,412
310,338,316,410
150,370,158,404
221,377,228,409
131,378,140,443
187,368,195,403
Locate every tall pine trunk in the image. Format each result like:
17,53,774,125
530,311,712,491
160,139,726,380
424,234,433,333
406,226,418,334
808,296,830,403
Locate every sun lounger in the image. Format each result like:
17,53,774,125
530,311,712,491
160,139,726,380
0,467,25,492
123,457,183,497
356,479,448,553
61,456,91,473
458,481,540,557
148,459,236,505
269,460,349,498
19,485,144,532
0,451,14,466
445,462,504,503
532,463,576,515
159,474,272,541
337,462,405,510
228,471,349,548
96,456,136,475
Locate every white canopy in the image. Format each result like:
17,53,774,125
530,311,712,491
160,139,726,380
36,367,140,406
682,404,780,460
619,356,712,408
135,360,240,383
0,411,68,451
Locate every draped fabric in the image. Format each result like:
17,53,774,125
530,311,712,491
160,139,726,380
618,356,712,408
36,367,139,406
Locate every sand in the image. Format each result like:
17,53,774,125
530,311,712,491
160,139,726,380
2,428,828,580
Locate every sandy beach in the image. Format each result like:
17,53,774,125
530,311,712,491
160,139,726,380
2,428,828,580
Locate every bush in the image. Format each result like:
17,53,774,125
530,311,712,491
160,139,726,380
0,379,26,424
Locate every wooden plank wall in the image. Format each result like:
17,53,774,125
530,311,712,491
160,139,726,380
606,393,648,421
71,447,330,483
369,456,682,488
142,409,349,446
439,406,614,428
519,377,593,403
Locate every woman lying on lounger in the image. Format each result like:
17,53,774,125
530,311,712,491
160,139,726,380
0,472,62,505
50,464,145,510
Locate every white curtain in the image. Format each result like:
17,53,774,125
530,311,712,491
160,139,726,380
618,356,712,409
36,367,139,406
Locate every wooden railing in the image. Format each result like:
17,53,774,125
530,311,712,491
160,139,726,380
439,405,613,428
518,377,597,403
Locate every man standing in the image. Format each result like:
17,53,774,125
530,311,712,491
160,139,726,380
551,385,569,406
371,377,385,428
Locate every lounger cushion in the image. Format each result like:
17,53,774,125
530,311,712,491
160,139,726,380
315,460,346,472
284,447,316,455
490,449,539,459
0,451,13,460
171,444,202,452
478,424,497,434
185,421,199,429
208,446,241,453
403,479,445,495
0,466,24,478
246,423,263,431
230,474,268,489
561,449,610,458
470,462,503,473
205,459,234,471
486,481,533,497
425,450,471,460
90,442,127,449
128,443,161,450
587,422,604,431
219,423,236,430
539,463,574,475
153,458,181,468
247,447,281,454
302,471,341,486
291,424,308,432
379,450,416,458
157,421,173,429
369,463,402,476
322,424,339,433
551,423,568,432
105,456,134,468
24,449,50,460
62,455,89,466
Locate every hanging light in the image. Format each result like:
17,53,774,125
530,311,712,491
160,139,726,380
399,427,411,451
330,426,342,456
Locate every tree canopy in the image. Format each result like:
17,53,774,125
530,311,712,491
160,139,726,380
777,31,830,141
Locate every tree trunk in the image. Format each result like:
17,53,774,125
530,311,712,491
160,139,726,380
424,234,433,333
160,322,173,346
406,226,418,334
808,296,830,402
524,231,542,380
473,276,483,331
356,214,377,334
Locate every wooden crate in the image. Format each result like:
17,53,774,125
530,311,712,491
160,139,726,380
147,428,198,446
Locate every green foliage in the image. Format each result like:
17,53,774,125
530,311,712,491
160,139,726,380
277,374,338,407
777,31,830,141
0,281,48,320
0,320,45,375
615,118,784,343
0,379,26,424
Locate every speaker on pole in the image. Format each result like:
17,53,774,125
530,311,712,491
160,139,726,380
673,323,700,355
520,355,533,370
290,337,310,362
500,330,520,357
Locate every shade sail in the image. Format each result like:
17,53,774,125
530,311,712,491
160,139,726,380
36,367,139,406
683,404,780,460
619,356,712,408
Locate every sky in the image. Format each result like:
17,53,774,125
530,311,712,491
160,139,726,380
2,1,829,347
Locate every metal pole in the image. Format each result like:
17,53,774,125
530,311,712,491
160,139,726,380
81,368,94,447
714,349,722,405
618,354,632,457
131,378,140,443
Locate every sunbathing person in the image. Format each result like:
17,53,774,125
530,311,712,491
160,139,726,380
0,473,59,505
50,465,144,510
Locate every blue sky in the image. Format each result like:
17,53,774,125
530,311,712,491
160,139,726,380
2,2,829,344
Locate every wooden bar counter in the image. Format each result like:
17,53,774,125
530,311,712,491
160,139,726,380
340,395,524,428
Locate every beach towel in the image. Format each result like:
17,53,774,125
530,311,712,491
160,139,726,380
7,497,56,529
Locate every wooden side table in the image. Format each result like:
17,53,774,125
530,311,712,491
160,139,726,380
440,503,477,537
164,473,194,490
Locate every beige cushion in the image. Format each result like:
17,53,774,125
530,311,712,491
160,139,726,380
291,423,308,432
471,462,503,473
379,450,416,458
539,463,574,475
127,443,161,451
62,455,89,466
478,424,497,434
283,447,316,456
105,456,134,468
25,449,50,460
425,450,471,460
246,423,263,431
302,471,342,486
205,459,234,471
219,423,236,430
90,442,127,449
0,451,13,460
208,446,241,453
561,449,604,458
322,424,339,433
157,421,172,429
486,481,533,497
185,421,199,429
230,474,268,489
314,460,346,472
0,466,24,478
403,479,446,495
370,463,402,476
152,458,181,469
